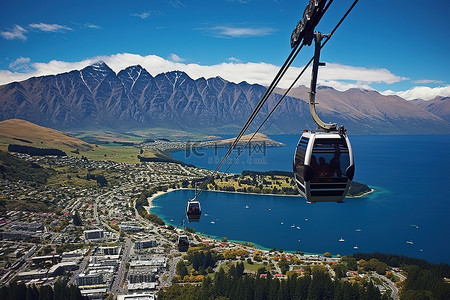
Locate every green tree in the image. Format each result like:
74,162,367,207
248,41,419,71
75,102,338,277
341,256,358,271
26,284,39,300
236,262,244,278
278,257,290,275
257,266,266,275
334,263,348,279
176,260,188,278
38,285,53,300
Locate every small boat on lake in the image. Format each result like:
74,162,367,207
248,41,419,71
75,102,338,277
291,224,295,228
296,226,301,230
339,237,345,242
406,240,413,245
245,205,249,209
354,245,359,250
356,228,362,232
210,221,215,224
281,222,284,225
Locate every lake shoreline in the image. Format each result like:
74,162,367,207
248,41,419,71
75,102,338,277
148,186,375,213
150,189,327,256
144,188,176,213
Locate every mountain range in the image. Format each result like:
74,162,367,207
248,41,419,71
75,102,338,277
0,62,449,135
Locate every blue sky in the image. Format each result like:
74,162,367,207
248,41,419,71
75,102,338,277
1,0,449,99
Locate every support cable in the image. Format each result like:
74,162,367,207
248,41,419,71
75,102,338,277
176,0,358,228
196,0,359,205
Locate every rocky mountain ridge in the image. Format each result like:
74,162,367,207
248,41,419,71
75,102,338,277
0,62,449,135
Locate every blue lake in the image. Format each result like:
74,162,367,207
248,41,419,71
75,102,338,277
153,134,450,264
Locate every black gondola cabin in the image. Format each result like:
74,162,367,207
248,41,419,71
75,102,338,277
293,131,354,203
186,200,201,222
177,235,189,252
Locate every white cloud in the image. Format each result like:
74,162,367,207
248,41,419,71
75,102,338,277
319,63,407,84
227,57,242,63
9,57,31,71
413,79,444,84
0,25,27,40
168,0,185,8
131,10,162,19
131,12,151,19
381,86,450,100
4,53,446,100
318,80,374,91
29,23,72,32
84,23,101,29
168,53,185,62
206,25,276,38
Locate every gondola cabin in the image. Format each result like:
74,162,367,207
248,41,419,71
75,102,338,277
186,200,201,222
293,131,354,203
177,235,189,252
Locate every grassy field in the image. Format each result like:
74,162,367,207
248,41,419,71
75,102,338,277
212,175,293,190
243,261,266,272
71,127,218,144
197,174,298,195
44,165,123,188
0,119,168,164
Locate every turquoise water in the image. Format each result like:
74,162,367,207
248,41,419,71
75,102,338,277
154,135,450,264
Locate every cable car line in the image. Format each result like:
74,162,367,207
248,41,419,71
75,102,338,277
196,52,314,206
194,43,305,198
176,0,359,231
177,42,307,229
177,43,305,229
196,0,360,206
193,1,337,203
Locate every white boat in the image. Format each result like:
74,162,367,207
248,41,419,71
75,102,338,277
356,228,362,232
339,237,345,242
354,245,359,250
210,221,215,224
296,226,301,230
291,224,295,228
281,222,284,225
406,240,413,245
305,218,308,221
245,205,249,209
204,213,208,216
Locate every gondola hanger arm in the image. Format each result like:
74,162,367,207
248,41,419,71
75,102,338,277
309,31,337,131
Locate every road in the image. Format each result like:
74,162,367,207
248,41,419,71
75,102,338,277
111,237,132,293
68,248,91,286
373,273,399,300
160,252,181,287
1,244,38,285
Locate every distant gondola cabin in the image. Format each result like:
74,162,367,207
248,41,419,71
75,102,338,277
186,200,201,222
177,235,189,252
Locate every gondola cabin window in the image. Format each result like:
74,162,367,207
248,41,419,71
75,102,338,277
310,138,350,179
